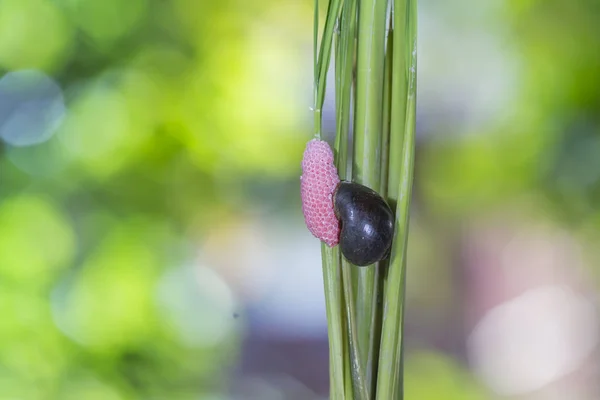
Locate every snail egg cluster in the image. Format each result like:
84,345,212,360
300,139,340,247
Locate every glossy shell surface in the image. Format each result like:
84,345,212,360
334,182,394,266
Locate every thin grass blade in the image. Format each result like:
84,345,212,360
315,0,344,137
375,0,418,398
352,0,389,392
321,245,346,399
315,2,348,399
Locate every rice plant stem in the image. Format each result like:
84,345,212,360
352,0,388,391
334,0,357,180
375,0,417,398
314,0,344,138
315,1,348,398
341,258,369,399
321,245,346,399
334,2,368,397
380,16,394,198
384,0,409,202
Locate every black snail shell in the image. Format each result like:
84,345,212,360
333,181,394,266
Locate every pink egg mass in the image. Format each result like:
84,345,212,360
300,139,341,247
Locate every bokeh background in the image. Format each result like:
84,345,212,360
1,0,599,398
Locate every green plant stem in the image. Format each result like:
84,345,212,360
315,0,417,398
352,0,388,391
314,2,347,399
376,94,415,400
321,245,346,399
334,2,368,397
341,258,369,399
335,0,357,181
385,0,409,201
366,21,395,396
343,319,354,398
315,0,344,137
380,19,394,198
353,0,387,190
376,0,417,398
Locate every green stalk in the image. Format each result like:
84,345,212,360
380,17,394,198
315,0,417,398
335,2,368,398
366,18,395,396
334,0,356,179
315,0,344,138
314,2,346,399
376,0,417,398
321,246,346,399
385,0,409,201
343,320,354,398
352,0,388,391
341,258,369,399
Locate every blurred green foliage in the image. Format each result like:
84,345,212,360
0,0,313,398
421,0,600,227
405,352,487,400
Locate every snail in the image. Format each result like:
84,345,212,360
333,181,394,266
300,139,394,266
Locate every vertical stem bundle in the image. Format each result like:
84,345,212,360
352,1,387,395
312,0,417,398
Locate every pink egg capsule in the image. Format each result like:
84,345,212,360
300,139,341,247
